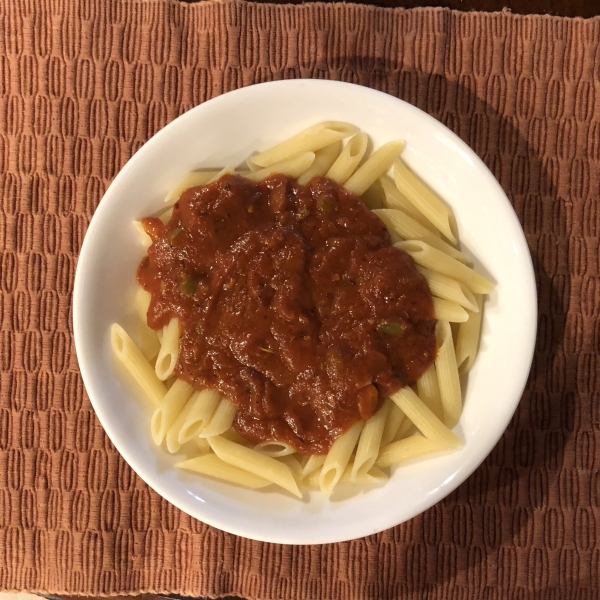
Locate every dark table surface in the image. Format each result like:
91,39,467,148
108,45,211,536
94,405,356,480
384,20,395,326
187,0,598,18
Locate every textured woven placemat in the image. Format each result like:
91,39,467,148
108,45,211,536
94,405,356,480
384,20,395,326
1,0,599,598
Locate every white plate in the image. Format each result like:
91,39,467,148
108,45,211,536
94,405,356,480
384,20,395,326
73,80,536,544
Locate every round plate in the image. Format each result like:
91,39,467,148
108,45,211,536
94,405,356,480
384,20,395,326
73,80,536,544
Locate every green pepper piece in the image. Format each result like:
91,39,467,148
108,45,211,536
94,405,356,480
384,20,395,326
377,322,406,336
180,276,199,295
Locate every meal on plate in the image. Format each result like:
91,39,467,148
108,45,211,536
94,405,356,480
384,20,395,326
110,122,494,498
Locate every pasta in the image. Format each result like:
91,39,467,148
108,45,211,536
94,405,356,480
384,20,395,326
455,294,484,373
111,122,496,498
248,121,358,168
325,132,368,185
155,318,179,381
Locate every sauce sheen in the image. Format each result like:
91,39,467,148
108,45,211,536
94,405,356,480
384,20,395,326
138,174,436,454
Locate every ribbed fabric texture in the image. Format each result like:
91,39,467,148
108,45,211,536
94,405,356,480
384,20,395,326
0,1,599,598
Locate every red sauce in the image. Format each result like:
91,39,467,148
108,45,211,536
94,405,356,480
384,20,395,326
138,174,436,454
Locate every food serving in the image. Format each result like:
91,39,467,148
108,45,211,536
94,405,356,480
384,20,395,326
110,121,494,498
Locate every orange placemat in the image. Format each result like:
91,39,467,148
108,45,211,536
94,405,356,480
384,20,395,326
1,1,599,598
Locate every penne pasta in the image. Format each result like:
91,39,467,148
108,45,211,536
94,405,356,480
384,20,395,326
394,416,416,441
151,378,195,446
455,294,484,373
325,132,369,185
345,140,406,197
297,141,342,185
352,400,391,481
319,420,364,494
373,208,469,263
380,399,406,447
395,240,494,294
380,174,439,232
433,297,469,323
133,221,152,248
249,121,359,168
177,389,221,443
435,320,462,428
177,454,272,489
164,171,220,204
301,454,326,479
394,158,458,244
208,435,302,497
155,318,180,381
165,388,221,453
254,441,297,458
198,397,236,438
110,323,167,408
278,455,303,480
416,266,479,312
246,152,315,182
361,179,386,210
195,437,212,454
157,206,173,224
376,435,449,468
416,364,443,422
135,287,160,361
389,386,461,448
209,166,235,183
307,462,388,488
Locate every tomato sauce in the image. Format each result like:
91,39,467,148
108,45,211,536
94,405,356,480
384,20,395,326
138,174,436,454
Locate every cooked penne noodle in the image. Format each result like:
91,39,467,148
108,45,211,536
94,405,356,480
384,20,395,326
165,389,218,453
278,454,303,480
380,174,439,232
220,428,251,445
416,364,443,421
135,287,160,361
164,171,220,204
376,435,449,468
155,318,180,381
195,437,212,454
297,141,342,185
177,454,272,489
133,221,152,248
208,435,302,497
198,397,236,438
373,208,468,263
380,399,406,447
455,294,484,373
416,266,478,312
209,166,234,183
254,441,297,458
249,121,359,168
394,416,416,441
307,462,388,488
352,400,391,480
157,206,173,224
389,387,461,448
395,240,494,294
325,132,369,185
246,152,315,182
176,389,221,444
151,378,195,446
301,454,326,479
319,420,364,494
394,158,458,244
345,140,406,196
111,323,167,408
361,179,386,210
433,297,469,323
435,320,462,428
